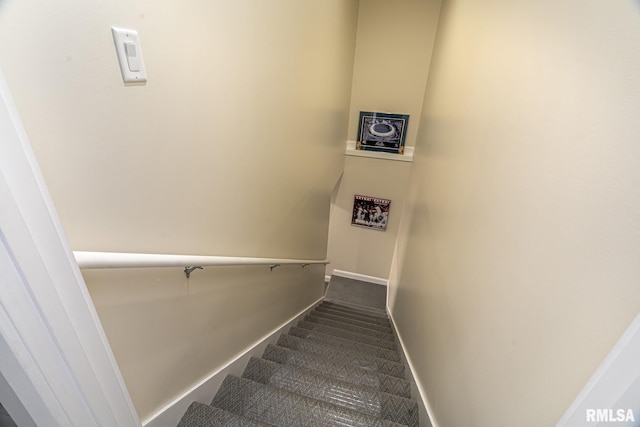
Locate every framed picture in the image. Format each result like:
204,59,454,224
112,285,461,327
351,195,391,231
357,111,409,154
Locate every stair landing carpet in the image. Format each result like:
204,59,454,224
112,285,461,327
177,277,419,426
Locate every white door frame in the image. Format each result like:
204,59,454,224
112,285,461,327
0,68,140,426
556,312,640,426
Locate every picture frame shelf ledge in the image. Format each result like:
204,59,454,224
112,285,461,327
345,140,414,162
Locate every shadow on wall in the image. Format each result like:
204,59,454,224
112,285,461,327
0,403,17,427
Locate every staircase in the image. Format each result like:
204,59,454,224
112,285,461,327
176,278,420,427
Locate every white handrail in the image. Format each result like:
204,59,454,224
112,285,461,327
73,251,329,269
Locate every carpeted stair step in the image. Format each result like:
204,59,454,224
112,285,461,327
242,357,419,427
287,327,401,362
176,277,423,427
296,321,398,351
304,313,396,340
313,308,393,329
317,302,390,319
311,313,392,333
319,300,389,318
314,304,391,327
262,344,412,398
315,305,392,327
210,375,406,427
304,312,395,341
321,301,390,319
176,402,271,427
320,303,388,319
276,334,407,378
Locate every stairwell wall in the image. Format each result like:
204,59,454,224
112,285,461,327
389,1,640,426
0,0,358,421
326,0,442,280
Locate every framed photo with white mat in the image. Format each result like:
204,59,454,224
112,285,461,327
351,195,391,231
356,111,409,154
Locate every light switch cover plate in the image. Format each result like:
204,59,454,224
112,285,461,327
111,27,147,83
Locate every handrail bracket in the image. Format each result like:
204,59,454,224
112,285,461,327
184,266,203,279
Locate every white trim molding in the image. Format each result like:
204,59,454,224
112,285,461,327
0,68,140,426
387,308,439,427
345,140,414,162
142,297,324,427
331,269,389,286
556,312,640,427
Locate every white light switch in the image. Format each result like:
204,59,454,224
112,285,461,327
123,41,140,71
111,27,147,83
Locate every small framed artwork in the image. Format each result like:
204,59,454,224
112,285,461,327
357,111,409,154
351,195,391,231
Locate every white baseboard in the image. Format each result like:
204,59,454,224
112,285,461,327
387,307,439,427
331,269,389,286
142,297,324,427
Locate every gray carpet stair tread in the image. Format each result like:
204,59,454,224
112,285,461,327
318,300,388,319
318,305,389,322
315,306,392,326
305,311,393,336
313,309,393,330
179,276,423,427
321,301,389,319
287,327,401,362
303,313,397,343
320,304,388,320
242,357,418,426
277,334,406,377
324,276,388,309
303,313,396,342
296,321,398,351
211,375,406,427
177,402,272,427
262,344,411,398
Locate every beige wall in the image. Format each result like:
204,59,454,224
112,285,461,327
327,157,412,279
0,0,357,259
0,0,358,420
347,0,441,147
390,1,640,426
327,0,442,279
84,264,325,422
